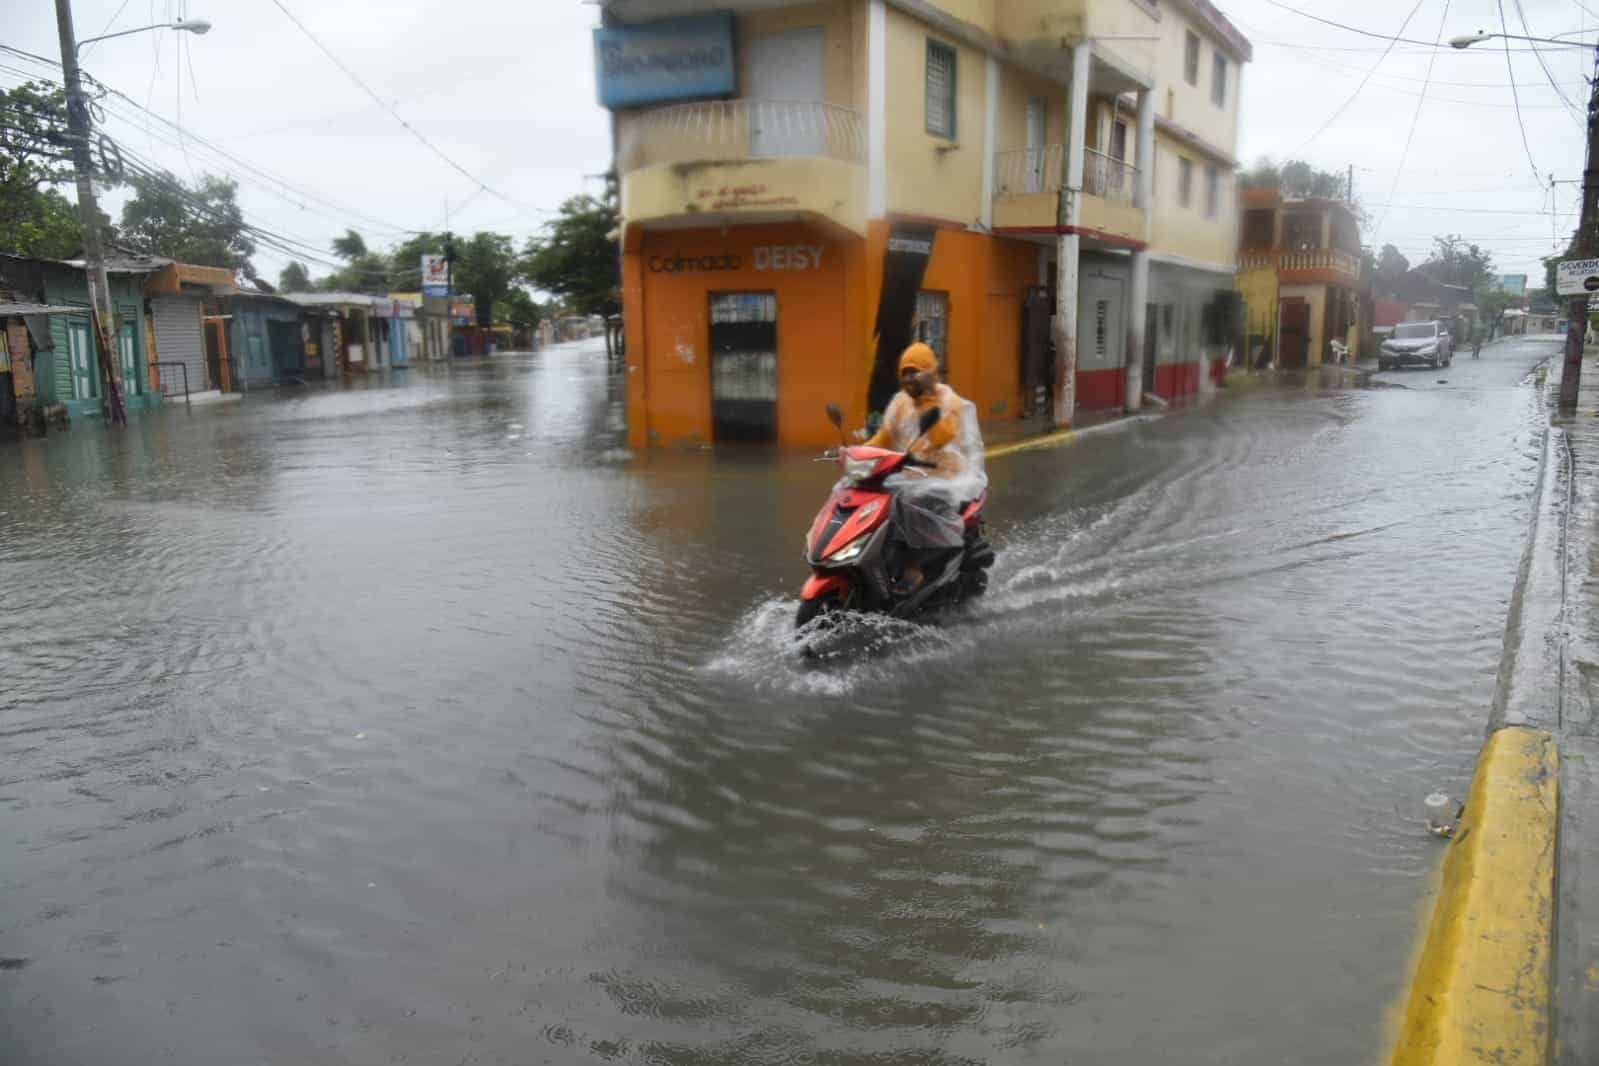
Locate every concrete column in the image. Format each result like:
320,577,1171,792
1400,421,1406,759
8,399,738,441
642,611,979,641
1051,40,1092,428
981,55,998,229
867,0,886,219
1125,86,1155,412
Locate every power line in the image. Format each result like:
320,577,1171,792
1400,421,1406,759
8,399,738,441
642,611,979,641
264,0,532,213
1294,0,1429,153
1498,0,1545,184
1257,38,1586,89
1257,0,1583,49
1512,0,1586,122
1377,0,1451,242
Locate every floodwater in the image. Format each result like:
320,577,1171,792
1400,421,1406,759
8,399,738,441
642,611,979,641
0,337,1560,1064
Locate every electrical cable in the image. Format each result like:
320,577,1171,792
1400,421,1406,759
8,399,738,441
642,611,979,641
263,0,533,213
1294,0,1429,153
1376,0,1451,242
1499,0,1545,184
1512,0,1586,122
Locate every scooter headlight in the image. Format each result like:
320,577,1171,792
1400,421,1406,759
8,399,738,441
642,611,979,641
826,534,871,564
842,455,878,483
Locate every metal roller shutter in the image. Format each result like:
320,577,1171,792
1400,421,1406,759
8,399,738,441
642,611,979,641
151,296,207,394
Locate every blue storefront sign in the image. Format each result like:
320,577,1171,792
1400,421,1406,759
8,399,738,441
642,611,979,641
593,12,735,109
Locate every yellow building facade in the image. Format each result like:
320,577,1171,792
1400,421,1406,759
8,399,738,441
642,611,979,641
602,0,1250,448
1234,187,1363,369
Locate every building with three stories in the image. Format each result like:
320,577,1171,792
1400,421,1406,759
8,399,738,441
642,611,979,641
597,0,1250,447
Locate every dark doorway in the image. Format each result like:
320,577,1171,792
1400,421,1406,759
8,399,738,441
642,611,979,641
268,320,304,376
1279,298,1310,367
708,292,778,443
1142,303,1158,395
204,320,224,390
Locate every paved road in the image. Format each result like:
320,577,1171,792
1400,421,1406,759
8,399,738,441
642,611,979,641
0,336,1562,1064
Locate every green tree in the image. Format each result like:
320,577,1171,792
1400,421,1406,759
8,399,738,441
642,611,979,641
1542,244,1574,298
277,260,311,292
1478,288,1519,339
1239,157,1349,200
321,228,389,293
496,286,542,332
520,186,619,317
1375,244,1410,283
331,228,367,259
120,170,256,274
387,231,446,291
455,232,516,328
1420,234,1495,297
0,81,108,258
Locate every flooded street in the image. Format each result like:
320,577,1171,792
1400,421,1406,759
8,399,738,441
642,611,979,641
0,336,1559,1064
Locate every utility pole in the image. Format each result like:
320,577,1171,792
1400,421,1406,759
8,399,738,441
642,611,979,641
53,0,126,426
1559,44,1599,411
444,230,455,359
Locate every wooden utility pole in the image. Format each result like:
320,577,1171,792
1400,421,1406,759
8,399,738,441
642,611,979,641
53,0,127,426
1560,45,1599,411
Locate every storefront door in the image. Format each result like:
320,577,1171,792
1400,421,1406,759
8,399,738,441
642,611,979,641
118,321,140,396
68,320,96,401
709,292,778,443
1280,298,1310,367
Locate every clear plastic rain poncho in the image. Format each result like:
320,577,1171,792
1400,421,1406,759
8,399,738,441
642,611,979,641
861,383,988,550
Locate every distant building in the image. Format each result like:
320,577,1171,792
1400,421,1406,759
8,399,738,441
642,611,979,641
1234,188,1363,367
1492,274,1528,297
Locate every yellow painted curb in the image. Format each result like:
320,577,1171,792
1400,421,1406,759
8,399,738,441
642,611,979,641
984,428,1076,460
1390,726,1558,1066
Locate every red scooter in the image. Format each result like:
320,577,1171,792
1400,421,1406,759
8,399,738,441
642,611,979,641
797,404,995,630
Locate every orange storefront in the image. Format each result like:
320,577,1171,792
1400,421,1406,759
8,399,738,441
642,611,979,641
622,220,1041,450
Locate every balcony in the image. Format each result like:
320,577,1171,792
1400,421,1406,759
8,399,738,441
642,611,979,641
617,99,867,237
1238,247,1361,284
991,146,1145,244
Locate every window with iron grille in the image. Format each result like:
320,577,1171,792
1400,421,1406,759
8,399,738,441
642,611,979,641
914,291,950,370
1184,32,1200,85
1178,157,1193,208
1205,164,1220,219
1212,53,1227,107
925,40,957,139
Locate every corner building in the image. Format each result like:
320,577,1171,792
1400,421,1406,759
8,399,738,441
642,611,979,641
603,0,1250,448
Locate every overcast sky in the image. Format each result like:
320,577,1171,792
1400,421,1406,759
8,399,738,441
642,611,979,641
4,0,1591,283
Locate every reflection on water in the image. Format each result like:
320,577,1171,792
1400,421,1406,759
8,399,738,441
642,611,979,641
0,339,1558,1064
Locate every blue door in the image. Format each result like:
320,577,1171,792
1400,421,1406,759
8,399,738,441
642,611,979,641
391,320,409,366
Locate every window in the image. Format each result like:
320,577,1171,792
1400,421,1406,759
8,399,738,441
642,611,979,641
1204,164,1220,219
1178,157,1193,208
914,291,949,370
925,41,957,139
1212,53,1227,107
1184,32,1200,86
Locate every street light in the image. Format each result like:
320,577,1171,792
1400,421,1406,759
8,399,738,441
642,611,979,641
76,17,211,53
1449,30,1590,48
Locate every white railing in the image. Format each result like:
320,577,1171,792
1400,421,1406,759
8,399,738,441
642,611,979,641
616,99,865,173
1239,248,1360,276
992,145,1138,205
1083,148,1135,203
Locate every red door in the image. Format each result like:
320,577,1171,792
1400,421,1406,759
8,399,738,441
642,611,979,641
1279,299,1310,368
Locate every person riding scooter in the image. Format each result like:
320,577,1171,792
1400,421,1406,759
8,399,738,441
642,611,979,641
865,343,987,594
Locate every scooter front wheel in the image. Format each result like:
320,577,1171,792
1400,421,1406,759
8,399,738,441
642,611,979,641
796,593,844,630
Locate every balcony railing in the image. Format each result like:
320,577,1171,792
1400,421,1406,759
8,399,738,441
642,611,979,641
993,145,1137,205
616,99,865,173
1238,247,1361,276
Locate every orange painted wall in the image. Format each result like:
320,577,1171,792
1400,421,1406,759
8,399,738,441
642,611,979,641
623,222,865,448
623,221,1037,448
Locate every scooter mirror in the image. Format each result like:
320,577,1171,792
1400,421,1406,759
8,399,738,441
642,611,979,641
825,403,844,429
918,406,941,435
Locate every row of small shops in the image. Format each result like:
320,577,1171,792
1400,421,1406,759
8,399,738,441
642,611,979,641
1,251,462,433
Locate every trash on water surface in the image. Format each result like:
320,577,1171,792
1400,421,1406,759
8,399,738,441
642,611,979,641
1423,791,1459,837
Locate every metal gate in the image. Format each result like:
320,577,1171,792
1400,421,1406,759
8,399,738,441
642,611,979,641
708,292,778,443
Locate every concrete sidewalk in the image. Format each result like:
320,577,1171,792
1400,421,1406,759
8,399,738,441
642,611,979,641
1389,342,1599,1064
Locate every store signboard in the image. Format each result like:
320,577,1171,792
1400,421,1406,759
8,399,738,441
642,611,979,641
593,12,735,109
422,254,448,296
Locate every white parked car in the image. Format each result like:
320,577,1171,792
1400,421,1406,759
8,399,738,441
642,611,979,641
1378,321,1453,370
